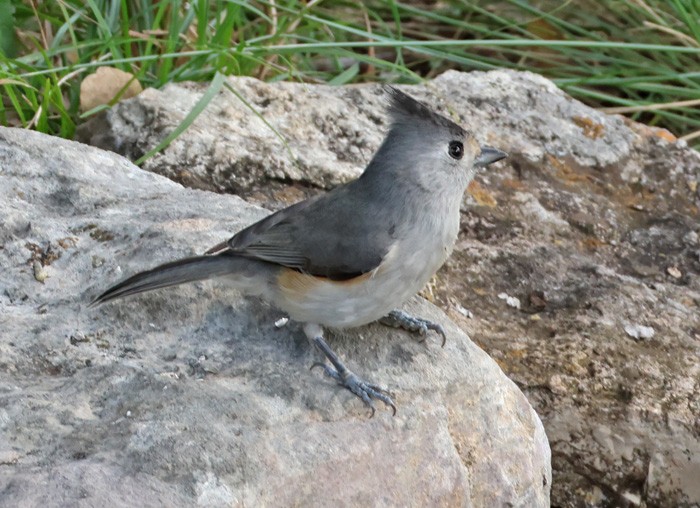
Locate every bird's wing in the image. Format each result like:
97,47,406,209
223,187,395,280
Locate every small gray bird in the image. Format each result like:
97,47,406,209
92,87,506,415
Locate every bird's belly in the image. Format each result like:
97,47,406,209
274,242,449,328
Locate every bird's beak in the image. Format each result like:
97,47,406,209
475,146,508,167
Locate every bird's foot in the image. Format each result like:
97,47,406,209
379,309,446,347
311,336,396,417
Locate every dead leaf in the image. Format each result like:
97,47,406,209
80,67,143,112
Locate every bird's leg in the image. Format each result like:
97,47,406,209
304,323,396,417
379,309,447,347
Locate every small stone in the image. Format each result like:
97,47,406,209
274,316,289,328
683,230,698,246
33,260,48,283
624,324,655,340
454,304,473,319
621,491,641,506
498,292,521,309
548,374,568,395
667,266,682,279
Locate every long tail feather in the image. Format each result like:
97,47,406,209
91,254,240,306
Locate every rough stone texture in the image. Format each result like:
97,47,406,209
0,127,550,506
77,70,700,507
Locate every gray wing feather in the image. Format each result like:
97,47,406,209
225,183,395,280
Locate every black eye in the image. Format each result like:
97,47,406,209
448,141,463,160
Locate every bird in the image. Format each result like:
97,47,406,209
91,86,507,415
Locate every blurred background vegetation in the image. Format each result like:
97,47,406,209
1,0,699,149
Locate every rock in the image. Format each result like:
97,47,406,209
76,70,700,507
78,78,384,196
0,127,550,506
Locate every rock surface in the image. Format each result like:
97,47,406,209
0,127,550,506
77,70,700,507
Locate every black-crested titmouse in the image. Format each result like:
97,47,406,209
92,87,507,415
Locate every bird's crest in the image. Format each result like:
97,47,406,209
384,86,465,138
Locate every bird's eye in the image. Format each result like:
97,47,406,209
448,141,464,160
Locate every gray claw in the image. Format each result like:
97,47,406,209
423,322,447,348
381,310,447,347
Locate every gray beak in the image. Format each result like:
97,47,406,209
475,146,508,167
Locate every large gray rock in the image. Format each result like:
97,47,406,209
77,70,700,507
0,127,550,506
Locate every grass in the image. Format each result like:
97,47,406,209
1,0,699,153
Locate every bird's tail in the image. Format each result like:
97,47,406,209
91,253,248,306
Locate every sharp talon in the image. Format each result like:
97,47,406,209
430,324,447,347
